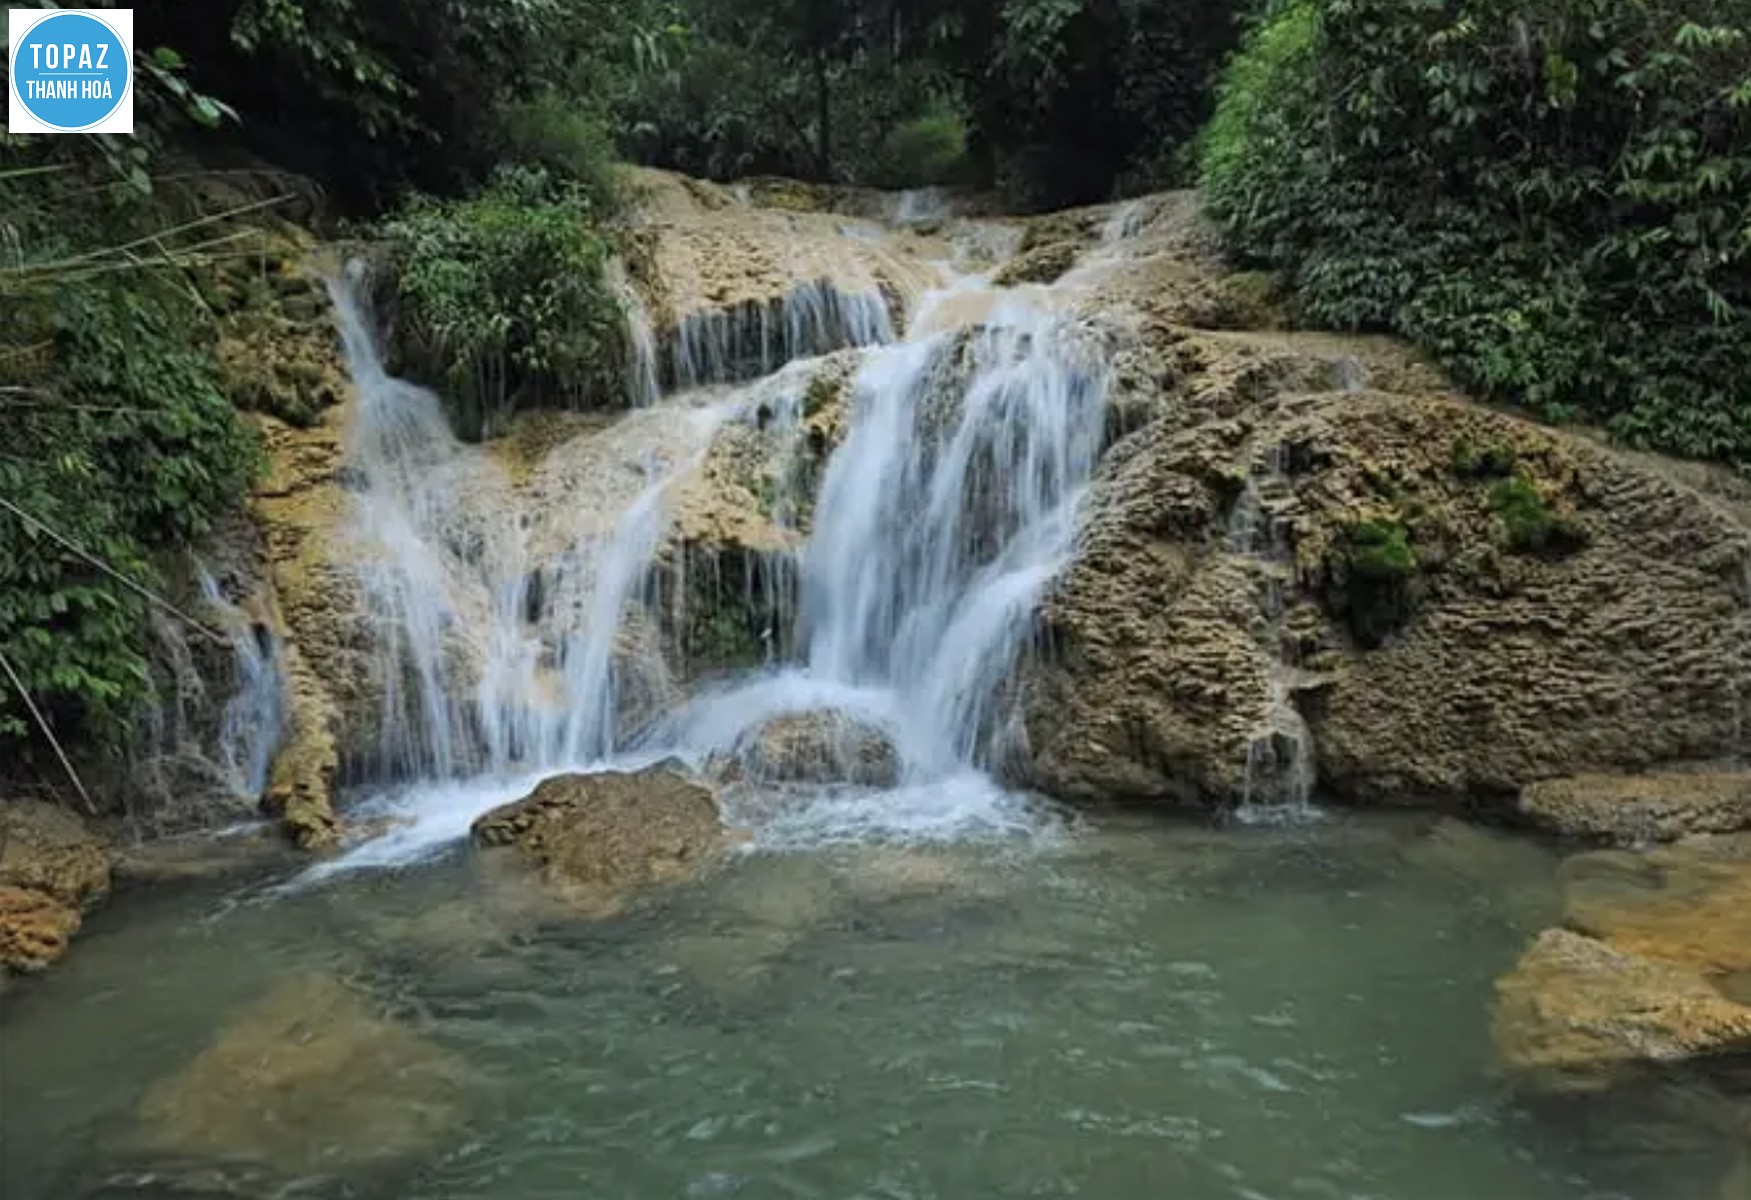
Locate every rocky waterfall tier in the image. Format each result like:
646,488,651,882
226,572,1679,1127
175,169,1751,856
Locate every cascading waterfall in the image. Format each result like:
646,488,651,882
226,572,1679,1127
316,203,1118,868
606,257,661,408
802,302,1107,772
328,267,729,788
666,281,895,392
198,572,286,802
648,291,1109,845
134,570,286,829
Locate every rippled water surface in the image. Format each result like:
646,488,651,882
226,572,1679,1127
1,811,1737,1200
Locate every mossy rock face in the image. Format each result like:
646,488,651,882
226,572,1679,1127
1324,516,1422,648
211,229,346,429
673,544,798,678
1487,473,1588,558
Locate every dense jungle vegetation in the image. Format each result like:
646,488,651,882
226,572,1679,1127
0,0,1747,783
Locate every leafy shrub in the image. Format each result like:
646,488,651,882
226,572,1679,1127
1346,519,1416,581
496,92,626,212
873,107,971,188
378,167,625,438
1202,0,1751,464
0,276,260,751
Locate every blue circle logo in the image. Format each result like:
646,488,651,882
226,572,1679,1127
10,11,131,131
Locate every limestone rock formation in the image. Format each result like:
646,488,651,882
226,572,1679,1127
1007,192,1751,815
1493,927,1751,1094
131,973,465,1178
725,711,902,788
471,766,726,914
1520,772,1751,844
0,801,113,972
1495,838,1751,1093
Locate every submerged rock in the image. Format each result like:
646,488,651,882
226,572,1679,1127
727,711,901,788
471,766,726,914
1495,838,1751,1095
1494,928,1751,1094
130,973,465,1178
0,801,113,973
1520,772,1751,844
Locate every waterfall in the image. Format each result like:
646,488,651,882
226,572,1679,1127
665,281,895,392
314,197,1126,868
1225,445,1320,824
328,266,726,788
198,573,286,802
133,570,286,830
802,301,1107,772
606,257,660,408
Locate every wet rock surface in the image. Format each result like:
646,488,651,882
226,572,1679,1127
472,765,727,914
1005,193,1751,814
0,801,113,972
1521,772,1751,844
725,710,901,788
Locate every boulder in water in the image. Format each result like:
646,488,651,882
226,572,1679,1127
1519,772,1751,844
1494,838,1751,1095
471,765,725,914
130,973,465,1179
726,711,901,788
1493,928,1751,1095
0,800,112,973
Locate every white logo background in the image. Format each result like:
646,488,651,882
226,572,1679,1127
8,8,135,134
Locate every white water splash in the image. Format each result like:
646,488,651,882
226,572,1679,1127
328,267,726,787
311,206,1116,873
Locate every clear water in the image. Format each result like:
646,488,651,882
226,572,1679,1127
1,812,1734,1200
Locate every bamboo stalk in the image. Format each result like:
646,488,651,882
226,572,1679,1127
0,497,229,645
0,645,98,816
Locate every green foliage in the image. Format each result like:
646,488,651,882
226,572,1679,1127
132,0,674,209
0,268,260,750
1486,474,1587,557
1331,518,1419,646
378,167,625,437
1202,0,1751,464
1345,519,1417,581
873,107,970,188
620,0,1241,202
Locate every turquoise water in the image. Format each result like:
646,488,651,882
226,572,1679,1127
0,811,1736,1200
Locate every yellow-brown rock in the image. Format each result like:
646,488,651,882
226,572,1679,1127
0,885,83,973
1521,773,1751,844
0,800,112,909
1494,928,1751,1094
1560,841,1751,980
0,801,112,972
132,973,466,1177
471,766,726,915
1495,838,1751,1095
1008,191,1751,812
